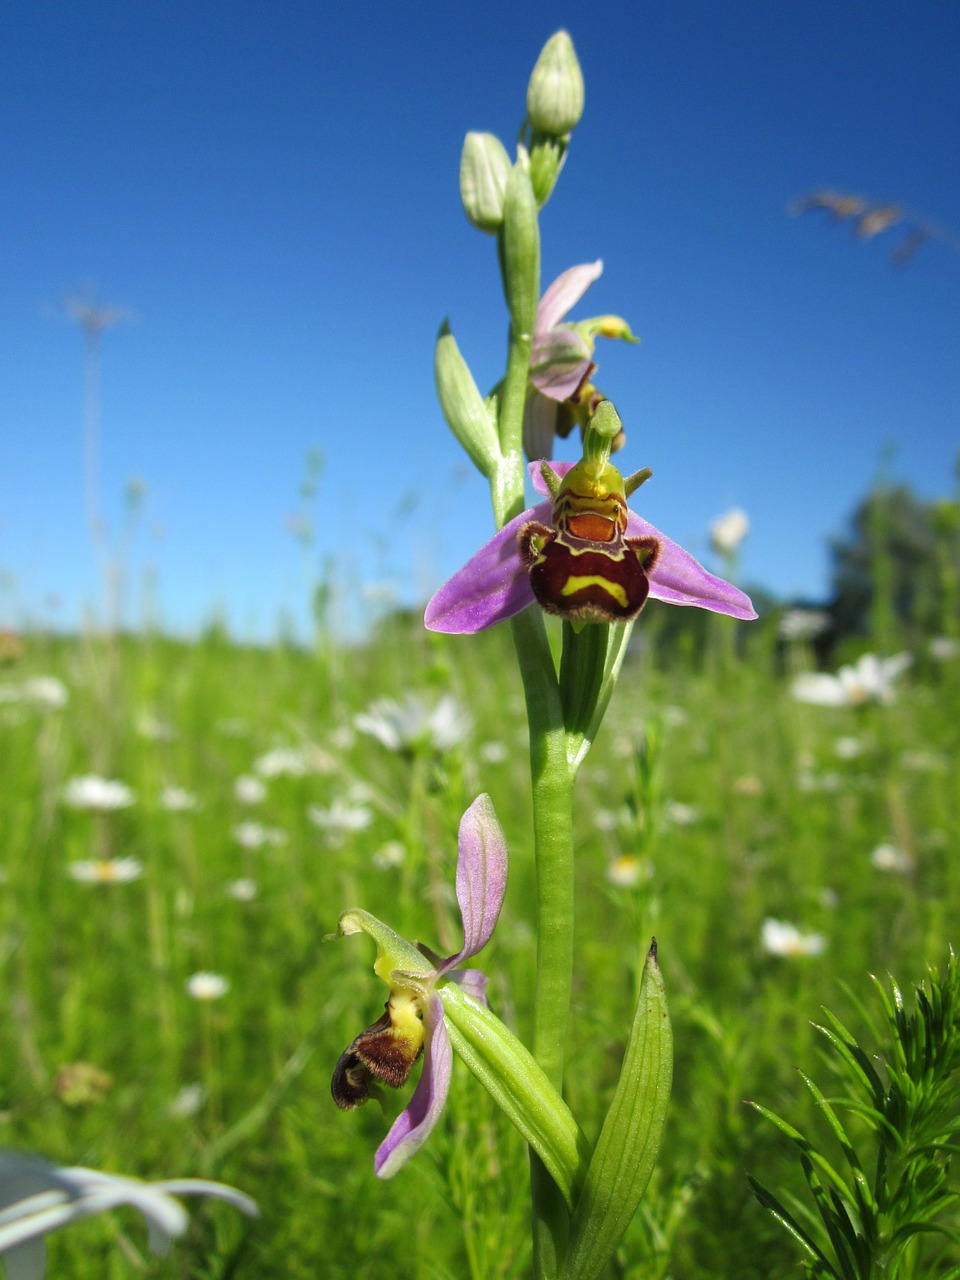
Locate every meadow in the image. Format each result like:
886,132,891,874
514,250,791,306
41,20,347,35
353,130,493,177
1,596,957,1278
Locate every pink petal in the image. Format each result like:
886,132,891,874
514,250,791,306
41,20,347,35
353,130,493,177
424,505,547,634
374,994,451,1179
626,512,758,620
523,395,561,462
443,795,507,970
529,328,593,401
537,261,603,332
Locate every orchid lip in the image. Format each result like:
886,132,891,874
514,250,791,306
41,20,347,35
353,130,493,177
425,460,758,634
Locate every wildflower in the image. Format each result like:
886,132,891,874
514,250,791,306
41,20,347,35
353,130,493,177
834,736,863,760
136,712,176,742
526,30,584,136
160,785,199,812
732,775,764,796
355,693,470,754
478,740,508,765
523,263,637,460
427,448,756,634
232,821,286,850
186,973,229,1001
605,855,652,888
761,918,827,957
12,677,69,709
791,653,912,707
870,843,914,874
709,508,749,556
234,774,266,804
330,795,506,1178
68,858,143,885
225,877,258,902
252,746,312,778
372,841,406,870
53,1062,113,1107
168,1083,206,1118
61,776,135,811
663,801,699,827
778,608,830,643
929,636,958,661
308,799,373,837
0,1150,255,1278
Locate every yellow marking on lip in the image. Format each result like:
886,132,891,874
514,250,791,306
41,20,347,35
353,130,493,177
561,575,628,608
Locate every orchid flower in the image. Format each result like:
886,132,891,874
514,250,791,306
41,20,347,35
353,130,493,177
425,446,757,635
524,260,637,460
330,795,507,1178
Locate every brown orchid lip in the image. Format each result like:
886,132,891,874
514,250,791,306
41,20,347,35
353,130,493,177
331,1003,425,1111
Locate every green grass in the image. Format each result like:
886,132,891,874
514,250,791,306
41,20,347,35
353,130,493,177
1,610,957,1277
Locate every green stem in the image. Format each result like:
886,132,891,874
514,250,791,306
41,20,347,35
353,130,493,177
495,159,572,1278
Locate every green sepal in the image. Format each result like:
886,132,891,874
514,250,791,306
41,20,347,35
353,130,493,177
561,942,673,1280
498,163,540,343
576,315,639,345
331,909,433,988
528,131,568,208
435,321,502,476
562,619,636,772
439,981,590,1209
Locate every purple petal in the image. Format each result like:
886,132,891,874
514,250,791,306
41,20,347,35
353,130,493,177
441,794,507,971
374,994,451,1179
626,512,758,620
537,260,603,332
448,966,490,1006
529,329,593,401
530,459,572,492
523,395,560,462
424,505,548,634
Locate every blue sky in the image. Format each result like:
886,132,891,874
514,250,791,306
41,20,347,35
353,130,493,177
2,1,959,639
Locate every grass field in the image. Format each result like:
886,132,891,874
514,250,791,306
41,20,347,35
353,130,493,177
1,606,957,1277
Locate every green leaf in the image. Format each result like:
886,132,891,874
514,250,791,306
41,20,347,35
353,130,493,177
560,942,672,1280
748,1176,839,1275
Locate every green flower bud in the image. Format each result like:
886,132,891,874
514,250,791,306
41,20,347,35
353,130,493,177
528,132,566,208
526,31,585,137
434,321,501,476
460,132,512,233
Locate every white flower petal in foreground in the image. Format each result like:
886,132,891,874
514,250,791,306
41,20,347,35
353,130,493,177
186,973,229,1001
791,652,911,707
68,858,143,885
0,1150,255,1279
62,776,135,811
761,918,827,958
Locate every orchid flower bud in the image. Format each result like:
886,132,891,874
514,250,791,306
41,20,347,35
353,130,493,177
460,132,511,233
526,31,584,137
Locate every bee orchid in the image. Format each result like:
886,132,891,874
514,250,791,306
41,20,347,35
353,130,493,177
425,447,757,635
330,795,507,1178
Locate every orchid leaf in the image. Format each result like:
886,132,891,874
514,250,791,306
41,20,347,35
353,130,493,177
561,942,672,1280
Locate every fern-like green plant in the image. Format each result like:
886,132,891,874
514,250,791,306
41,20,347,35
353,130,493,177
749,952,960,1278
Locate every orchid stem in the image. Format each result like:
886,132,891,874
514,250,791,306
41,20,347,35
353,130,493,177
493,160,574,1279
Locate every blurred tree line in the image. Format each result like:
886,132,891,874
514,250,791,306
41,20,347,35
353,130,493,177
639,461,960,668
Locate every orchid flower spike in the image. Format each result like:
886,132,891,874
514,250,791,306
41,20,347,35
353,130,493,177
525,261,637,460
330,795,507,1178
426,405,757,634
